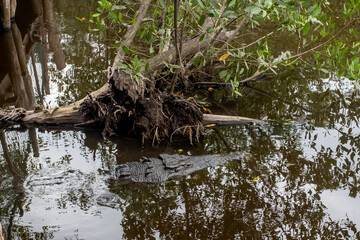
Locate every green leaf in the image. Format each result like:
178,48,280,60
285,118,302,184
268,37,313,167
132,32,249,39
134,75,139,85
303,22,310,36
122,46,130,54
234,90,242,96
199,15,206,26
244,5,262,15
193,56,201,66
108,11,117,21
118,63,128,69
197,0,205,9
320,68,329,73
222,10,237,18
219,70,228,79
145,62,149,72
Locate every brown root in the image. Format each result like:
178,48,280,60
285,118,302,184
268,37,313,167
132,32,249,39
79,69,204,143
0,108,26,122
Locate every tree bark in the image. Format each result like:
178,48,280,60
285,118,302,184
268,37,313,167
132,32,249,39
0,0,11,31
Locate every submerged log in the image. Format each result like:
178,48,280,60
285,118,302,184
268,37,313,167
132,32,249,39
203,114,264,126
113,152,248,184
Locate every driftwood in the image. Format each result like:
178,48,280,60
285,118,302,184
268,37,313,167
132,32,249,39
113,152,248,184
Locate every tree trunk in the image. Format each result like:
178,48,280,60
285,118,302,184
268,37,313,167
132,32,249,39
0,0,10,31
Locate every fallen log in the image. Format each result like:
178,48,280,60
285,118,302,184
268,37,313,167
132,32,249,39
113,152,248,184
0,107,264,128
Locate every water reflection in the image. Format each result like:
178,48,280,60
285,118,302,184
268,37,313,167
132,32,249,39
0,26,34,110
0,0,110,110
0,0,63,109
2,106,359,239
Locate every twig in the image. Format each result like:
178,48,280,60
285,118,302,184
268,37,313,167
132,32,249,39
240,19,355,84
170,0,181,93
245,85,316,113
213,128,233,152
112,0,151,68
170,0,188,92
215,17,246,55
30,49,42,101
159,0,168,54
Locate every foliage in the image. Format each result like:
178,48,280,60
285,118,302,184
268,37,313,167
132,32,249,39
85,0,360,92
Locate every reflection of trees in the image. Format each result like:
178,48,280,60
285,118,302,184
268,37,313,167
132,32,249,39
0,128,115,239
49,0,112,105
0,129,30,240
0,0,71,108
111,156,357,239
0,26,35,110
109,73,360,238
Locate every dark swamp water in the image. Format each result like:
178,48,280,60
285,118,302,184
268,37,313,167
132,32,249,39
1,0,360,239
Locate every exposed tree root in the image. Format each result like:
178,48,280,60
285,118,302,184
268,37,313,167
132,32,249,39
80,69,204,143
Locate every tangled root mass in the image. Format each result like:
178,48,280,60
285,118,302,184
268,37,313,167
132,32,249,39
80,70,204,143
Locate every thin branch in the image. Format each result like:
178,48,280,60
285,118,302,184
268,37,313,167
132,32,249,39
112,0,151,68
159,0,168,54
240,20,354,84
245,85,316,113
215,17,246,55
170,0,180,92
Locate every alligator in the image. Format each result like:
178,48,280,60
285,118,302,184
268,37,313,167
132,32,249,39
113,152,248,184
23,153,248,195
22,152,248,209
